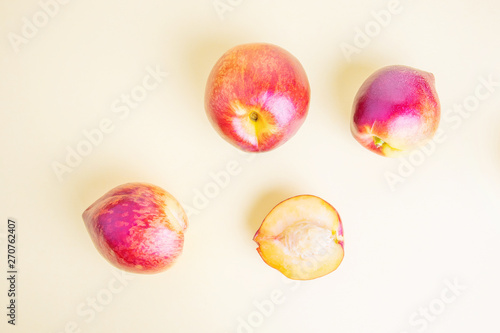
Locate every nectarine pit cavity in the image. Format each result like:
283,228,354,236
279,222,342,259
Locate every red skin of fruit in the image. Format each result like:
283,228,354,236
82,183,188,274
205,43,311,152
351,65,441,157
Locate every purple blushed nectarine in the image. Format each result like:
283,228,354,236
205,43,310,152
82,183,188,274
351,65,441,157
253,195,344,280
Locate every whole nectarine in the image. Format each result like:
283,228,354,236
351,65,440,157
82,183,188,274
205,43,310,152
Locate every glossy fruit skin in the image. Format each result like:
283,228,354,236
82,183,188,274
351,65,440,157
205,43,310,152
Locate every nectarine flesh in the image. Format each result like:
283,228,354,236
253,195,344,280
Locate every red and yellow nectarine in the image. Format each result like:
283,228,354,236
351,65,441,157
205,43,310,152
82,183,188,274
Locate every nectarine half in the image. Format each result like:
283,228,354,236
253,195,344,280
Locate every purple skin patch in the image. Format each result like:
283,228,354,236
83,183,187,274
351,65,440,156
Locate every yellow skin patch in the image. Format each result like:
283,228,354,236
229,101,279,147
205,43,310,152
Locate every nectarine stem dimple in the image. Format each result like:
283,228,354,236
373,136,385,148
249,111,259,121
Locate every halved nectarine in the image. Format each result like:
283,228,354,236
253,195,344,280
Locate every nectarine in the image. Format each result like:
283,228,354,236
253,195,344,280
351,65,441,157
82,183,188,274
205,43,310,152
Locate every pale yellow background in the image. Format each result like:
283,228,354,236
1,0,500,332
